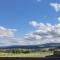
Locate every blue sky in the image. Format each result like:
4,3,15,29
0,0,60,37
0,0,60,46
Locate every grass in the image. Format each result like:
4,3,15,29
0,51,53,57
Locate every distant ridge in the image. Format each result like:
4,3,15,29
0,43,60,49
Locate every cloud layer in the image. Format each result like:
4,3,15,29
0,21,60,46
24,21,60,45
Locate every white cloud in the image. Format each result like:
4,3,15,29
29,21,40,27
57,17,60,21
0,26,17,37
30,21,52,31
50,3,60,12
29,21,47,28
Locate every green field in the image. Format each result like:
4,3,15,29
0,51,53,57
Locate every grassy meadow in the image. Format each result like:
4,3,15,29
0,47,60,57
0,50,53,57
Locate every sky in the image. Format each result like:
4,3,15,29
0,0,60,46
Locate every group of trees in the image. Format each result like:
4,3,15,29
0,48,34,54
0,47,60,54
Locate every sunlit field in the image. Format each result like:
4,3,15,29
0,51,53,57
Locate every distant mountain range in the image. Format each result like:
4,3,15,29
0,43,60,49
